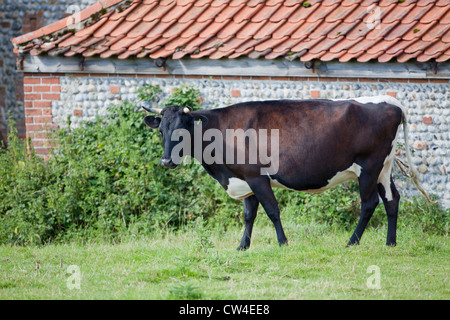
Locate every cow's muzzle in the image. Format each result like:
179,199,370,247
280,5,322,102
161,158,177,169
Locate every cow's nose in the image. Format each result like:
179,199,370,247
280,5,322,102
161,158,176,169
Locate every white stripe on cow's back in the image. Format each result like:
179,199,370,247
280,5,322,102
330,95,406,114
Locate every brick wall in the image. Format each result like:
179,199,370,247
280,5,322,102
23,73,61,157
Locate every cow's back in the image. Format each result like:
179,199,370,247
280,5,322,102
198,99,403,192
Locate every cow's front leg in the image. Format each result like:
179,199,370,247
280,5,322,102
237,195,259,251
246,177,288,247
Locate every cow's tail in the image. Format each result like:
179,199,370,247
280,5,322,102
395,105,435,203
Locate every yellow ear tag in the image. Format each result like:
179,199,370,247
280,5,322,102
196,119,202,125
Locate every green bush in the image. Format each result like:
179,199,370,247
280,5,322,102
0,101,242,245
0,89,447,245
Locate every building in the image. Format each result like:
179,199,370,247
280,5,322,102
0,0,99,144
10,0,450,207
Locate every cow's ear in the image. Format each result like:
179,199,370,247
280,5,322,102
144,116,161,128
191,115,208,127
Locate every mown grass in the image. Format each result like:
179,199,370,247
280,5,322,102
0,217,448,300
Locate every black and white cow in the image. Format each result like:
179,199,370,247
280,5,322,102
142,95,431,249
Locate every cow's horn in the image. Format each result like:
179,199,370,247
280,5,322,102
142,104,162,114
183,107,192,114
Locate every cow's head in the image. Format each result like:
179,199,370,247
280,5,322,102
143,105,206,169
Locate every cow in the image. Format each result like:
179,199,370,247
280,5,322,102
142,95,432,250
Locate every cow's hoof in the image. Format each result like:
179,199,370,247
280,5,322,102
236,245,249,251
346,240,360,247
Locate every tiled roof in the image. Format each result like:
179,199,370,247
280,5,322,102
11,0,450,63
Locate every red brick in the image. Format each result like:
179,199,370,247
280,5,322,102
386,91,397,98
34,85,51,92
33,101,52,108
26,124,45,131
51,85,61,92
231,90,241,97
422,116,433,124
34,148,51,155
410,79,429,83
24,93,41,100
33,116,53,124
310,90,320,98
110,86,119,93
24,86,33,92
23,78,41,85
358,78,379,82
32,140,46,147
25,108,42,116
41,78,60,84
42,108,52,115
223,76,241,80
73,110,83,117
28,132,49,139
42,93,60,100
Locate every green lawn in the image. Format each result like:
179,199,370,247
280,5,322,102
0,220,448,300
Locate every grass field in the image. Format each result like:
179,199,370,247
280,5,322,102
0,218,448,300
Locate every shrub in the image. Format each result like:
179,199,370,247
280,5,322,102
136,83,202,111
0,100,241,245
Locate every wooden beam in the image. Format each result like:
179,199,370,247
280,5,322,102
21,55,450,79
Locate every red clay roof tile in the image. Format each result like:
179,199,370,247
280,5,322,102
273,21,304,39
383,4,415,24
320,50,347,61
143,2,177,21
306,3,339,23
420,5,449,23
402,3,434,24
10,0,450,63
291,20,323,39
325,4,359,23
251,3,283,22
288,4,320,23
402,21,438,41
127,19,159,38
309,21,341,39
233,3,265,23
269,3,300,22
236,21,266,39
126,3,158,22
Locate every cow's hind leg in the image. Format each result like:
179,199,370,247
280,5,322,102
378,176,400,246
237,195,259,251
347,173,380,246
246,178,288,247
